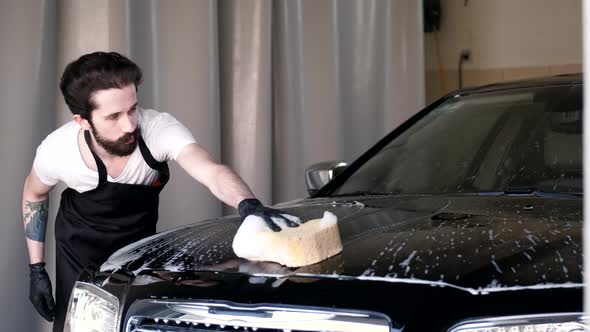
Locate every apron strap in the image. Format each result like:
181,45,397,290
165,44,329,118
137,135,168,172
137,135,170,185
83,130,108,186
83,129,169,186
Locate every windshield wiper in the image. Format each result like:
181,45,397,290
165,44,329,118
332,188,582,198
329,191,400,197
505,186,582,197
455,187,582,198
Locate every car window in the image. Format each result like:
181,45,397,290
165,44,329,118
332,85,582,196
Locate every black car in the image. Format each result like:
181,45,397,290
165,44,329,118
65,74,584,332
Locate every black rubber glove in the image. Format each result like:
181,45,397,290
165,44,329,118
29,262,55,322
238,198,301,232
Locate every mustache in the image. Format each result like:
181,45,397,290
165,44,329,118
116,127,141,144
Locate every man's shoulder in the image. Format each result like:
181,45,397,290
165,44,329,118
137,108,196,161
39,121,79,149
138,108,160,120
139,108,183,131
34,120,81,184
140,108,176,122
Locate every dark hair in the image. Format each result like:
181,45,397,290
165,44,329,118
59,51,143,119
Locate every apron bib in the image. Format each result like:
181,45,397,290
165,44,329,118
53,131,169,331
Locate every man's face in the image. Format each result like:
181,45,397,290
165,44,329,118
88,84,139,156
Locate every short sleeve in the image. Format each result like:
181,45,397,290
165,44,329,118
32,139,60,186
141,110,197,162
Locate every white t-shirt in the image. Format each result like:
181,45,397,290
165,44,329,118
33,108,196,193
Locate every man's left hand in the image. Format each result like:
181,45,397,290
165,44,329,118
238,198,301,232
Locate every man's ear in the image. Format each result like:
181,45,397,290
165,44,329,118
73,114,91,130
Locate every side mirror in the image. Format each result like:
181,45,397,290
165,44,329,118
305,161,348,196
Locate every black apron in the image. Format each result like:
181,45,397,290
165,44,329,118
53,131,169,331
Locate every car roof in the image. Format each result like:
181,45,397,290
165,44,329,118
456,73,582,96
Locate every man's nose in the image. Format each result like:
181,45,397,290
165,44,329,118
121,113,136,133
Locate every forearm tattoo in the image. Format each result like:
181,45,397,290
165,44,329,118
24,200,48,242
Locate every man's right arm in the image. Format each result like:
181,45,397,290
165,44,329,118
23,167,57,322
22,168,53,263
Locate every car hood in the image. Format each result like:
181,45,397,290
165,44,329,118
100,195,583,293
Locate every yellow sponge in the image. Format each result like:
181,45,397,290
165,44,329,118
232,211,343,267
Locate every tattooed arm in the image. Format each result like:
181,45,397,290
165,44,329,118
22,168,54,264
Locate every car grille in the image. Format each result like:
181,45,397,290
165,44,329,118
124,300,393,332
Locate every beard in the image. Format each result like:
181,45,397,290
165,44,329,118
90,123,140,157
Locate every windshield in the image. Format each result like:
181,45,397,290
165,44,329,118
330,85,582,196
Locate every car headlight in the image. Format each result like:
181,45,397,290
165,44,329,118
448,313,587,332
64,282,120,332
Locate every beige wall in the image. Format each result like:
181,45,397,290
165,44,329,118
424,0,582,103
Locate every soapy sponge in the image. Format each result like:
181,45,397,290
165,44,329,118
232,211,343,267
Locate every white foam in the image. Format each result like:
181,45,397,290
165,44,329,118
281,213,302,225
100,226,188,272
319,211,337,228
233,215,268,258
270,216,289,230
250,272,585,295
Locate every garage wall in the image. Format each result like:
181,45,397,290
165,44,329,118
424,0,582,103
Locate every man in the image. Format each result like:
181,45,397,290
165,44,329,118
22,51,300,331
